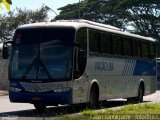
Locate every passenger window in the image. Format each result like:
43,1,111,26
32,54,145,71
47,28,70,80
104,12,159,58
89,30,101,53
112,34,123,55
137,41,142,58
142,42,149,58
123,37,132,56
133,40,138,57
76,28,87,53
101,33,112,54
149,43,156,59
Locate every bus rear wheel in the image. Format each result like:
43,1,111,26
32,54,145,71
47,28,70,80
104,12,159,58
34,104,46,113
127,84,144,103
136,84,144,102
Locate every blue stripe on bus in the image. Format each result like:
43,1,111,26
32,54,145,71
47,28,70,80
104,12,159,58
133,60,156,76
122,59,156,76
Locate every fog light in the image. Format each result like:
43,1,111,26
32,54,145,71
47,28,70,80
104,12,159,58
53,88,70,93
10,87,21,92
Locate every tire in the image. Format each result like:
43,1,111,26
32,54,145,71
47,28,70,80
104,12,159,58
127,97,134,103
34,104,46,113
88,86,99,109
127,84,144,103
137,84,144,102
100,100,108,108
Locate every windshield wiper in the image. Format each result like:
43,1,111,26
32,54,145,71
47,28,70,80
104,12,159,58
21,53,52,81
38,59,52,80
21,58,36,80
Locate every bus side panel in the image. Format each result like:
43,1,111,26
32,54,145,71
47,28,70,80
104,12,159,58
85,56,127,100
85,56,156,100
133,60,156,95
72,56,156,104
72,75,90,104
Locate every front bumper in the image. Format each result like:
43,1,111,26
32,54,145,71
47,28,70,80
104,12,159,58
9,90,72,105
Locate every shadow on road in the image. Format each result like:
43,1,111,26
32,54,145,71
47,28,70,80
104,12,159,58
0,100,149,118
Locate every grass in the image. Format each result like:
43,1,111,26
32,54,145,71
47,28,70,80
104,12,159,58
82,103,160,115
57,103,160,120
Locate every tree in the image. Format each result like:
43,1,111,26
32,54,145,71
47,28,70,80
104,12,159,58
56,2,82,19
114,0,160,39
0,0,12,12
56,0,160,40
0,6,49,42
56,0,124,27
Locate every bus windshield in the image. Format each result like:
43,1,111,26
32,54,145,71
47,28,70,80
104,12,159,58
10,27,75,82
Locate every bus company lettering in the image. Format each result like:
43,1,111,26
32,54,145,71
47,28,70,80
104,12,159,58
95,61,114,71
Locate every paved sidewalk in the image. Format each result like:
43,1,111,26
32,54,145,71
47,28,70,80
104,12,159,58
0,90,8,96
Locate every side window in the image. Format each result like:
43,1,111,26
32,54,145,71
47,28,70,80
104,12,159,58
133,39,143,58
157,42,160,58
89,30,101,53
123,37,132,56
76,28,87,53
142,42,149,58
112,34,123,55
149,43,156,59
137,40,142,58
133,40,138,57
75,28,87,79
101,32,112,54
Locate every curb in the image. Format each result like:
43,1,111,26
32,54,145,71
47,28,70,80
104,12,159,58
0,90,8,96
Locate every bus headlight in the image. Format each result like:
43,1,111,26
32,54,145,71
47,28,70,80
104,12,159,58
10,87,21,92
53,88,71,93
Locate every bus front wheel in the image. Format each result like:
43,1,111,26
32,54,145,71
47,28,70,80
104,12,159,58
88,85,99,109
34,104,46,113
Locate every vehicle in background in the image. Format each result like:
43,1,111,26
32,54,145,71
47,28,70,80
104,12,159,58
157,58,160,89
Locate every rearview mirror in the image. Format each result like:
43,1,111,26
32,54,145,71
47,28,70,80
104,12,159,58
2,41,13,59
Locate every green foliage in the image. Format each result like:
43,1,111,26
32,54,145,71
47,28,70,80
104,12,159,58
0,0,12,12
54,104,160,120
6,0,12,4
0,6,49,42
0,0,12,4
81,103,160,115
116,0,160,9
56,0,160,40
114,0,160,39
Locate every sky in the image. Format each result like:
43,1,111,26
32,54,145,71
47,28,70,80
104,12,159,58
0,0,79,20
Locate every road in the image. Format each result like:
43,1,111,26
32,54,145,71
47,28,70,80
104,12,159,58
0,91,160,120
143,90,160,103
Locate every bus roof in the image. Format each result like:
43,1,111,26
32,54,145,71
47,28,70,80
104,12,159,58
18,19,156,42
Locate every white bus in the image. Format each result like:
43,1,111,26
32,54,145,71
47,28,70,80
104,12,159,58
3,19,157,112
